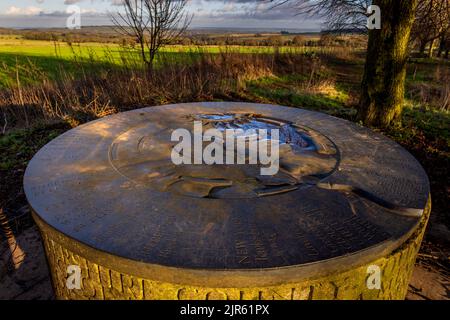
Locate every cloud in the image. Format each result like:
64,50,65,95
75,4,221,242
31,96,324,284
4,6,42,16
64,0,83,4
111,0,125,5
0,0,321,30
1,6,101,18
193,0,302,21
43,9,101,17
63,0,124,5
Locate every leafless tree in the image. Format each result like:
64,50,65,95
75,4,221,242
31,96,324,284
273,0,372,32
272,0,419,127
112,0,192,68
411,0,450,57
438,30,450,59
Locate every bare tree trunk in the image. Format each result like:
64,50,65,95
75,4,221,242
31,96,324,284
428,38,436,58
438,35,445,57
419,40,427,55
139,38,148,66
357,0,418,127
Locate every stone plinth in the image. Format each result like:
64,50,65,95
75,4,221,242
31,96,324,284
24,102,430,300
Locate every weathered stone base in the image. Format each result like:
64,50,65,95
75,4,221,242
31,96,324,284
35,198,430,300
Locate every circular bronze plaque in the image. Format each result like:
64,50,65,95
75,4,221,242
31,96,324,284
110,113,339,199
24,102,429,274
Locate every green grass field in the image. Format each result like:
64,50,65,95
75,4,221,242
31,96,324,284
0,35,353,87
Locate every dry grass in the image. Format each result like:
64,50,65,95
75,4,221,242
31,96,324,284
0,49,317,132
409,64,450,111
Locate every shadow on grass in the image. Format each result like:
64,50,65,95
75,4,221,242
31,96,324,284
0,52,123,88
246,81,356,120
0,49,212,88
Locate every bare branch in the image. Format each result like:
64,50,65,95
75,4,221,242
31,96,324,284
271,0,372,32
111,0,193,67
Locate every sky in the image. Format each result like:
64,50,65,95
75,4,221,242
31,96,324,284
0,0,322,31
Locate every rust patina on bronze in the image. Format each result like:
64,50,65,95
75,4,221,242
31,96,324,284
24,102,430,300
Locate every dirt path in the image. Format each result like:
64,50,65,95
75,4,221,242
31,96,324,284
0,226,53,300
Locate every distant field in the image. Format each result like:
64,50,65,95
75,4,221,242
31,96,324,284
0,35,336,57
0,37,132,72
0,35,355,87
